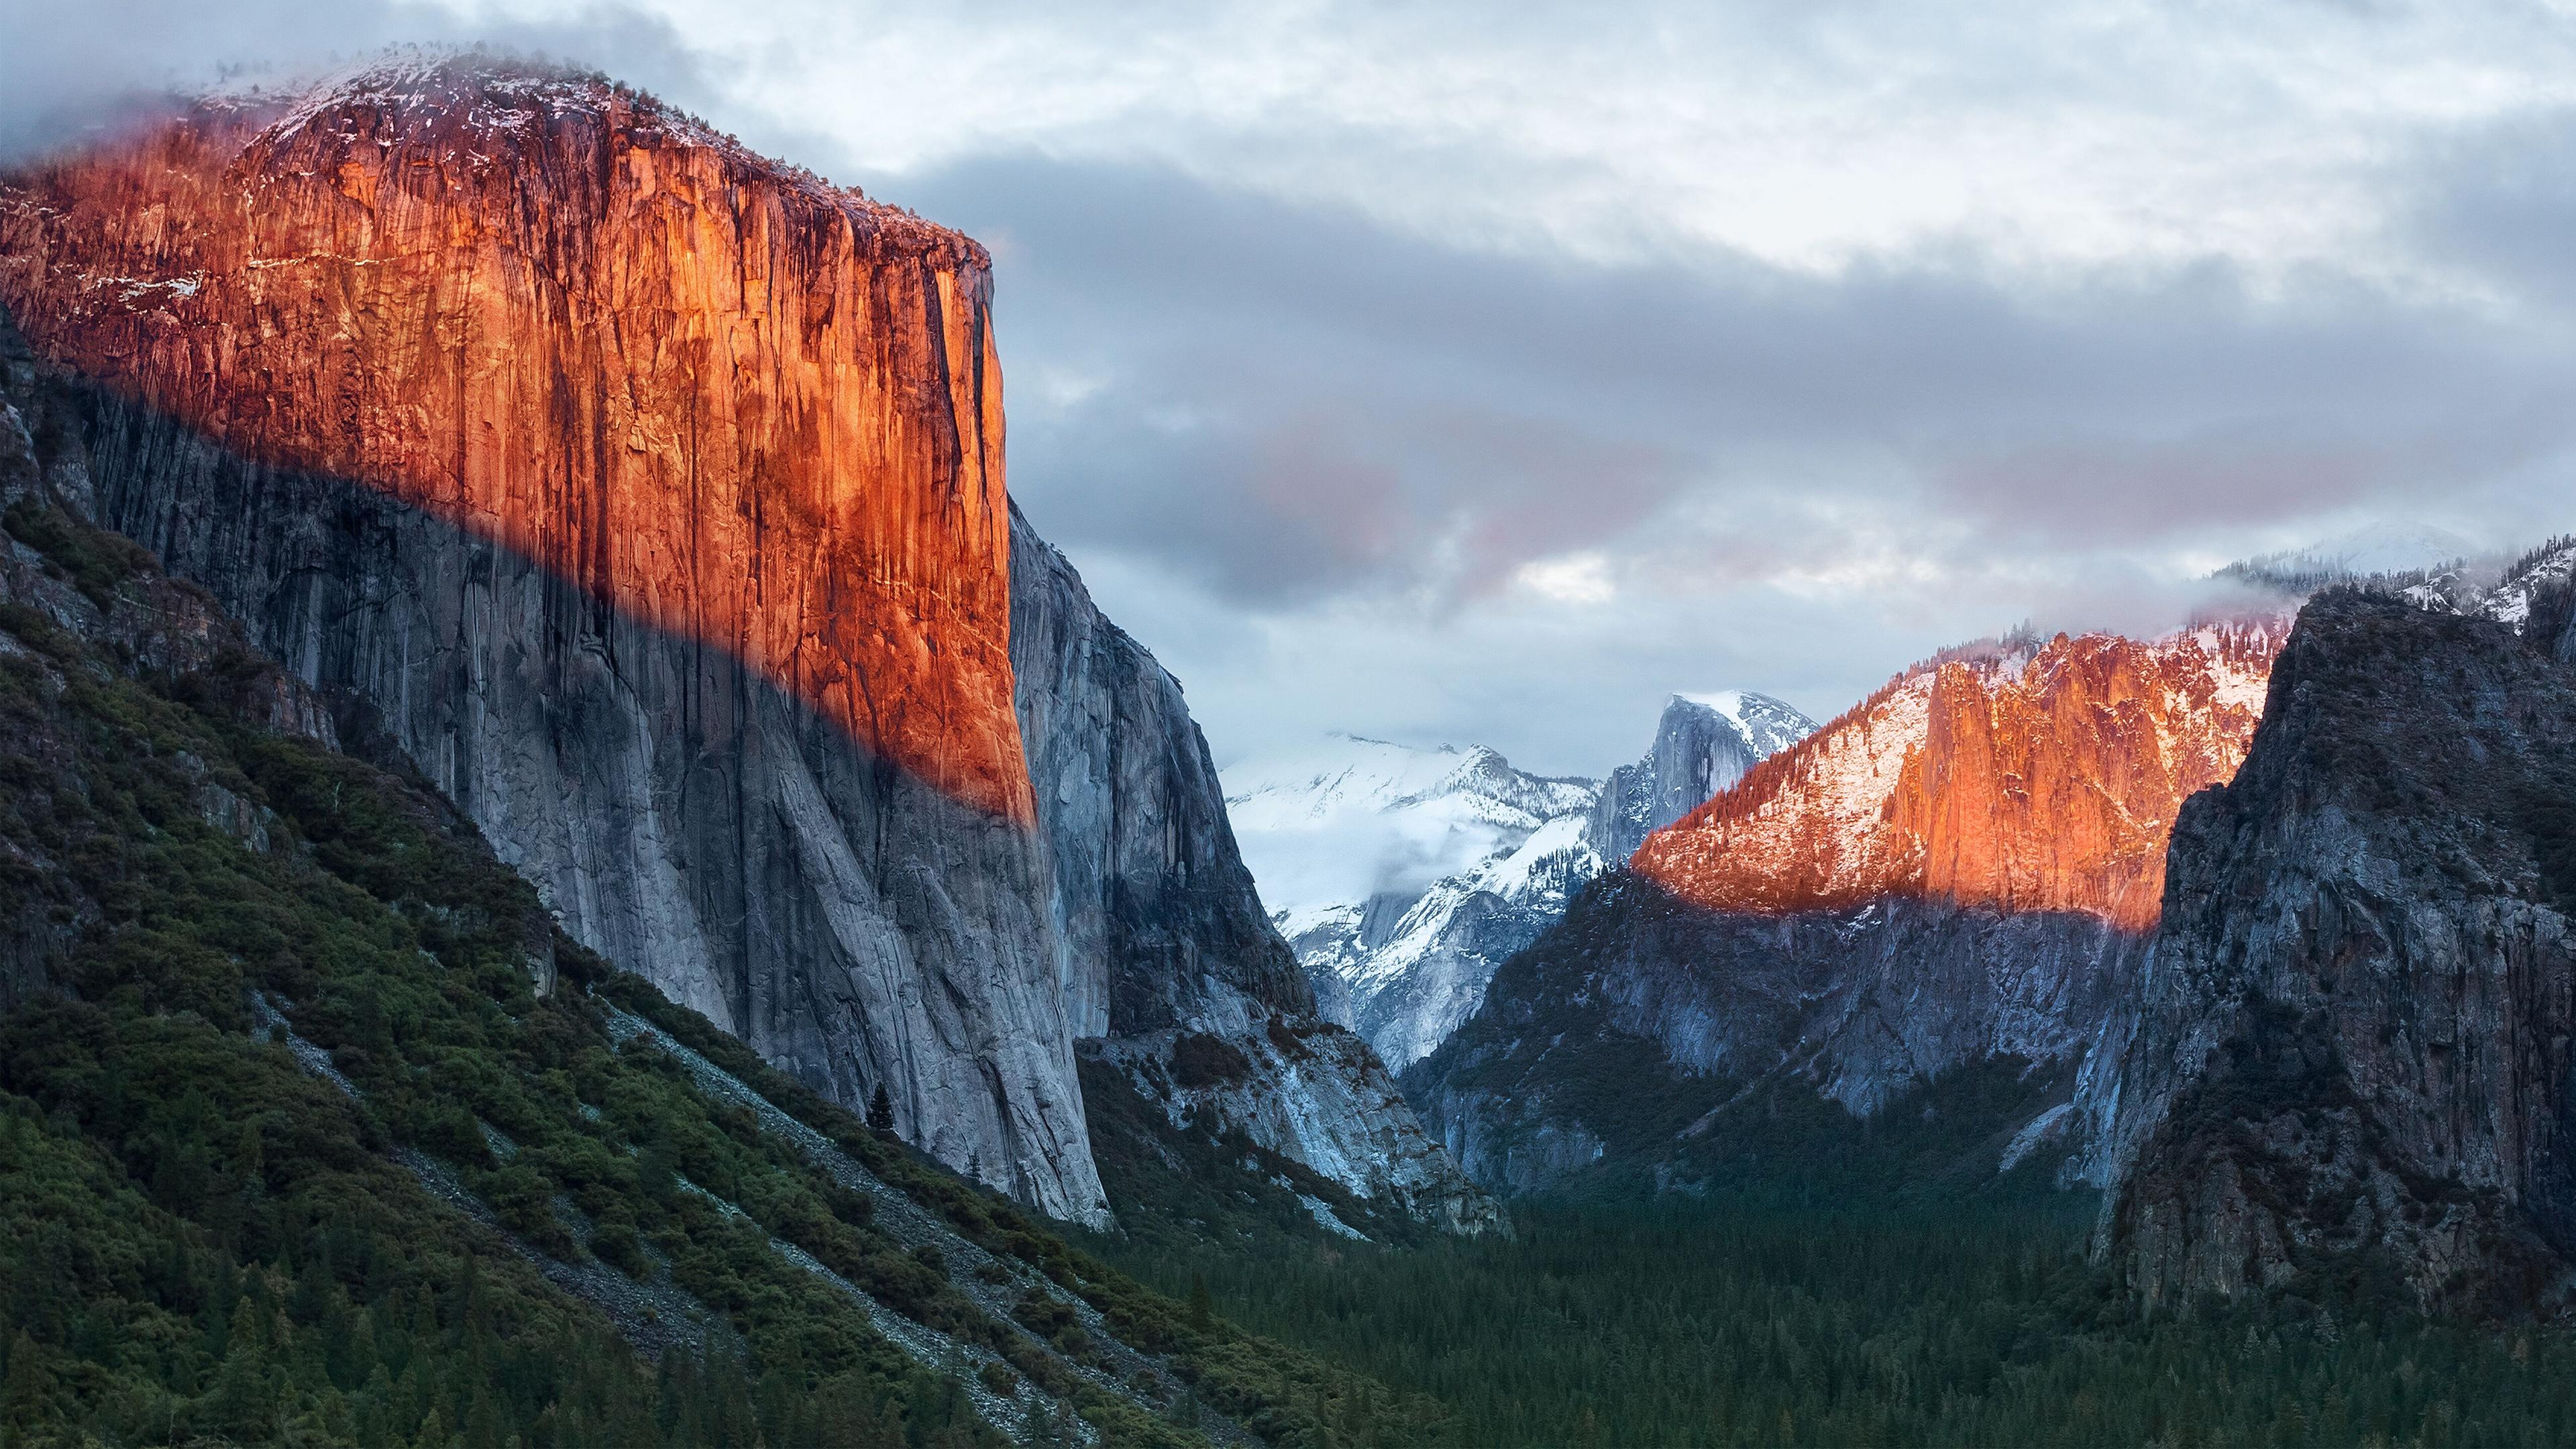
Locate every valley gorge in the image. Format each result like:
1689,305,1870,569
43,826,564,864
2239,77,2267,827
1408,560,2576,1322
10,17,2576,1447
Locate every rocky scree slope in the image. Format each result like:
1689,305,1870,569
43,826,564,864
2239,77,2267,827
2090,589,2576,1317
1413,624,2284,1198
1009,506,1493,1234
0,347,1444,1446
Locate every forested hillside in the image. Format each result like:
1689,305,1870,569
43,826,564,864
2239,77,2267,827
0,409,1434,1446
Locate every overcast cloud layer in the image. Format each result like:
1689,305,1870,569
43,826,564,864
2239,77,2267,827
9,1,2576,775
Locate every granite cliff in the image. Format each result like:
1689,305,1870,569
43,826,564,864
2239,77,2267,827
1010,507,1494,1232
0,53,1486,1231
2091,590,2576,1314
1589,692,1815,865
0,56,1101,1217
1635,626,2284,932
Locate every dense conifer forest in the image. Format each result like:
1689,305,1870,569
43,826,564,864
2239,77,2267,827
1105,1195,2576,1448
1090,1053,2576,1448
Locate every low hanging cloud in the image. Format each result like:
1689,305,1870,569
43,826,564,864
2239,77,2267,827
0,1,714,161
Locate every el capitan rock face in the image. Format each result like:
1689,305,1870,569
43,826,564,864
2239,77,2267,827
1634,625,2284,932
0,56,1026,821
0,57,1108,1223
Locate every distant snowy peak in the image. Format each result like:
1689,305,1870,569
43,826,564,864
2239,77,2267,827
1221,733,1599,924
1672,690,1817,761
1224,734,1590,824
1589,691,1820,866
1224,687,1809,1071
1223,735,1482,821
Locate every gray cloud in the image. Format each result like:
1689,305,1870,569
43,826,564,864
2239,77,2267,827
839,149,2576,770
888,156,2576,592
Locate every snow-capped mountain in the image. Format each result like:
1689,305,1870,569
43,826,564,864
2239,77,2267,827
2464,536,2576,629
1224,693,1813,1070
1589,692,1818,864
1223,738,1598,1068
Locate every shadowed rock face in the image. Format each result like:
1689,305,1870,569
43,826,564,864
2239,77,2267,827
1008,502,1311,1039
0,58,1107,1224
1635,627,2284,931
1408,871,2143,1196
2091,592,2576,1315
1010,504,1495,1230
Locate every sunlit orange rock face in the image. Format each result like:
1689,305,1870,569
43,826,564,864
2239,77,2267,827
0,57,1030,821
1632,625,2288,931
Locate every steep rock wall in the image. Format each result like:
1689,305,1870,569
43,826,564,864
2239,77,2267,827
1008,502,1311,1036
1635,627,2281,931
1008,505,1495,1230
2091,592,2576,1314
0,58,1104,1222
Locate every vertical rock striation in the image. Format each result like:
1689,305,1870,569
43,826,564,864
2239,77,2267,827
0,56,1106,1222
1008,501,1311,1038
2091,592,2576,1313
1009,506,1495,1230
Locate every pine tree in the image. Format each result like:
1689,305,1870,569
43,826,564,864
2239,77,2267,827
866,1083,896,1136
1188,1273,1213,1332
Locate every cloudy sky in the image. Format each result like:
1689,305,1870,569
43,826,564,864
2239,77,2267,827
11,1,2576,776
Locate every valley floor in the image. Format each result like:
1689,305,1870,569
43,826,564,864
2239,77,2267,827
1101,1196,2576,1448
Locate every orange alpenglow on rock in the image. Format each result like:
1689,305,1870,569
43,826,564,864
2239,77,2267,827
0,55,1033,822
1631,624,2288,930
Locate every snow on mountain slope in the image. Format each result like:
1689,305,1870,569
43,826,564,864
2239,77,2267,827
2471,537,2576,629
1224,737,1593,930
2218,526,2575,635
1676,691,1817,758
1226,696,1807,1070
